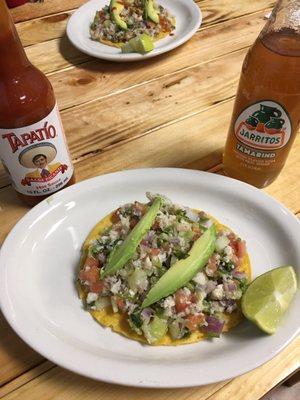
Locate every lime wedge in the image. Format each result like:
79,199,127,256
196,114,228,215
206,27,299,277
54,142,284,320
241,266,297,334
121,42,133,53
121,34,154,54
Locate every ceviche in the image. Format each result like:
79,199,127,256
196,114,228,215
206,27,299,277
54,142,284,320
78,193,251,345
90,0,175,52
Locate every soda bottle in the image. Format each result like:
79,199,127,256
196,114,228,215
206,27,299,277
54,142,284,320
0,0,75,206
223,0,300,188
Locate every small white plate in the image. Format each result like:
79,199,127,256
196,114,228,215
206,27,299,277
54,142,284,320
0,169,299,388
66,0,202,62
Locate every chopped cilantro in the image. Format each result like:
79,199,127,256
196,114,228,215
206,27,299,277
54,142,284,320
130,312,142,328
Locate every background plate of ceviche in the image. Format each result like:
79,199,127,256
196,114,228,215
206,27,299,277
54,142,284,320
66,0,202,61
0,169,299,388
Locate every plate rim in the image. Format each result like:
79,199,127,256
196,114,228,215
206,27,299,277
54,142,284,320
66,0,202,62
0,168,299,388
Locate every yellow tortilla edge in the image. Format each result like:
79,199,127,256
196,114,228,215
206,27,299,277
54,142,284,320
78,209,251,346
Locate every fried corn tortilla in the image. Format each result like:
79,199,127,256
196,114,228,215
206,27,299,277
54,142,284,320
78,208,251,346
98,28,173,48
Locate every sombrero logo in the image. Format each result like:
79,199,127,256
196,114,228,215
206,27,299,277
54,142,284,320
0,104,73,196
234,101,291,151
18,142,69,187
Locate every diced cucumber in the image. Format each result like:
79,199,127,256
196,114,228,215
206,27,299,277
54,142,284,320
168,319,186,339
128,269,148,291
215,235,230,252
94,296,111,310
142,315,168,344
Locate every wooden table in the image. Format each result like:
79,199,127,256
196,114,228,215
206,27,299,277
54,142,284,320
0,0,299,398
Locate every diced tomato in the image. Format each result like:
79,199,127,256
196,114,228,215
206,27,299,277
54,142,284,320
89,280,105,294
152,219,160,230
190,293,198,303
232,254,240,267
237,240,246,259
111,209,121,223
159,16,170,31
175,289,191,313
229,239,246,259
192,227,202,241
207,255,218,273
116,297,126,312
79,265,99,284
151,248,160,256
130,217,139,229
186,314,205,331
84,257,99,269
193,233,201,241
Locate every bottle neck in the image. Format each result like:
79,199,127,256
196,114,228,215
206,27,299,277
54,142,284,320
0,0,30,75
261,0,300,36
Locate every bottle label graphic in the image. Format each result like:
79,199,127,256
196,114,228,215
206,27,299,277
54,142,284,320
234,100,291,152
0,104,74,196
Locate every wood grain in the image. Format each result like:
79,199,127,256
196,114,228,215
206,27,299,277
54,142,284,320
0,366,228,400
207,337,300,400
16,11,73,47
0,100,299,247
0,10,268,188
16,8,271,76
49,15,263,110
14,0,274,48
0,362,54,398
0,338,298,400
11,0,85,23
1,1,299,398
0,46,247,188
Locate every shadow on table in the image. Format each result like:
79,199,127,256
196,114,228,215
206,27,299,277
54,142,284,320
59,32,186,75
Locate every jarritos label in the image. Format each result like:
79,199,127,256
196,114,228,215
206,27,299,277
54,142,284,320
0,104,74,196
234,100,291,152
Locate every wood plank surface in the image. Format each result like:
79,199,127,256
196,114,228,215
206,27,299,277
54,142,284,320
208,337,300,400
11,0,274,25
14,0,274,48
0,337,298,400
0,6,272,188
1,0,299,399
48,14,262,110
17,6,271,76
11,0,85,23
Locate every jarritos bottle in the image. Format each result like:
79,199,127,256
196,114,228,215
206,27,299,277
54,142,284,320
223,0,300,188
0,0,75,206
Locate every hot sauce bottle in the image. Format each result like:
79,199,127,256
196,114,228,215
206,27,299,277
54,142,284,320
0,0,75,206
223,0,300,188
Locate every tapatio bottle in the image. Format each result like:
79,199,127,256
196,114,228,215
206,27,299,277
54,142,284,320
0,0,75,206
223,0,300,188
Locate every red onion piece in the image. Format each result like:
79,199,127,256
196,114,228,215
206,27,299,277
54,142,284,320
202,316,225,337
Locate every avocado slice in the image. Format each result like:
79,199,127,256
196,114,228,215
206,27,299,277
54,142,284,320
110,0,127,30
143,0,159,24
101,197,162,277
142,224,217,308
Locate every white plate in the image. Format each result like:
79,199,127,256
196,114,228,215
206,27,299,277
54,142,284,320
66,0,202,62
0,169,299,388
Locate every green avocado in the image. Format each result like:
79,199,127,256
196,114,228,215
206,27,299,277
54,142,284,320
101,197,162,277
143,0,159,24
142,224,217,308
110,0,128,30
